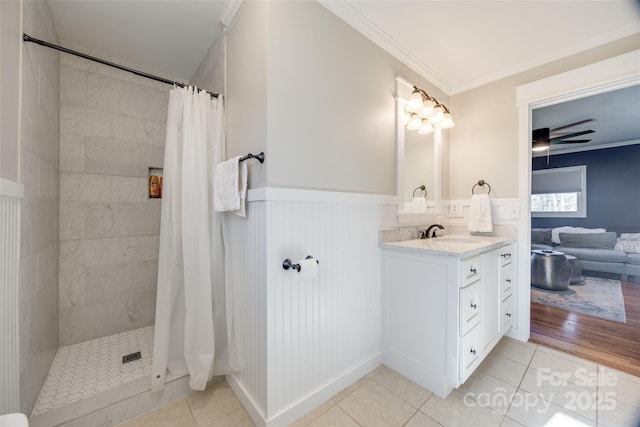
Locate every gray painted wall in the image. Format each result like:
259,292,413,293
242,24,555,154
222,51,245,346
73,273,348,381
449,34,640,200
226,1,269,190
226,0,446,195
0,0,21,181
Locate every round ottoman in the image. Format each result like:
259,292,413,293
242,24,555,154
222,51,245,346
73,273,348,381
565,254,583,284
531,250,570,291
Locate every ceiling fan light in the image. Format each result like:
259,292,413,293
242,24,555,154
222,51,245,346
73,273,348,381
407,90,423,112
407,113,422,130
532,140,550,152
418,120,434,134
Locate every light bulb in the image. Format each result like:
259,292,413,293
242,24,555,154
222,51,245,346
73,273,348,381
439,113,454,129
407,113,422,130
428,105,444,124
418,120,434,134
407,90,423,112
532,140,550,152
421,99,435,117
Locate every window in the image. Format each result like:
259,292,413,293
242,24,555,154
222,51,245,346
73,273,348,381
531,166,586,218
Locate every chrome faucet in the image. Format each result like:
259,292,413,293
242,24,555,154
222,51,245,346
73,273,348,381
421,224,444,239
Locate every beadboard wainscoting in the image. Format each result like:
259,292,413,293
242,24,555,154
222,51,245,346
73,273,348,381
225,188,396,427
0,180,23,414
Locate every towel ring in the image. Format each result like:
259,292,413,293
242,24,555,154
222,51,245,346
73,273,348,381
413,185,427,198
472,180,491,195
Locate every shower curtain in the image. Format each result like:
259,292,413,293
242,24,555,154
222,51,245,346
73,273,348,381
152,87,237,392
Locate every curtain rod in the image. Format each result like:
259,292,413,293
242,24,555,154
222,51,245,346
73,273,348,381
23,34,219,98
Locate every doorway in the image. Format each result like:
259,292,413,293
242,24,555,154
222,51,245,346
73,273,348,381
514,50,640,368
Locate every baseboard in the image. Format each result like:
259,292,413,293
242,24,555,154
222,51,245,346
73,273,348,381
225,375,267,427
227,352,382,427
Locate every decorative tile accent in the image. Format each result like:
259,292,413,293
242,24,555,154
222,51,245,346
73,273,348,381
31,326,154,416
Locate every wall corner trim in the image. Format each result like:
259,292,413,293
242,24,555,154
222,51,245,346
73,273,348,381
220,0,244,32
0,178,24,198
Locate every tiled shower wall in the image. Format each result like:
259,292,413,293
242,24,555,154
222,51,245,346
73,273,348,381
19,0,60,413
58,51,171,345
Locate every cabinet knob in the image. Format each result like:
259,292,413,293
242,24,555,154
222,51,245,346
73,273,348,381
470,267,477,274
470,303,477,309
470,348,477,355
502,252,511,259
506,278,512,283
506,312,512,317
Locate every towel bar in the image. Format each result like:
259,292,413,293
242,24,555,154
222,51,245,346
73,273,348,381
412,185,427,198
239,152,265,163
471,180,491,195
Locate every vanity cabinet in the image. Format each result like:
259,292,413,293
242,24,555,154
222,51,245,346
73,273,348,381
500,244,515,331
381,241,514,399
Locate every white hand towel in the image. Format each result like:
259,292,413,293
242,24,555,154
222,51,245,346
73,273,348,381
412,197,427,212
468,194,493,233
214,156,247,217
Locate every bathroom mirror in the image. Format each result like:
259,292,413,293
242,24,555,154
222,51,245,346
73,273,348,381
395,77,442,217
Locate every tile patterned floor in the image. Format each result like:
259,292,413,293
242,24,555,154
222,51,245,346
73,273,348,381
117,337,640,427
32,326,154,416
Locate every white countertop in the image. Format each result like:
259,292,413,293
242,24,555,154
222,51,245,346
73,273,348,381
381,234,513,258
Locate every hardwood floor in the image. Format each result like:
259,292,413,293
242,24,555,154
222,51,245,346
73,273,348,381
530,278,640,377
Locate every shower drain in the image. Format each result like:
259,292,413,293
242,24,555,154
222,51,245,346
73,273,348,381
122,351,142,364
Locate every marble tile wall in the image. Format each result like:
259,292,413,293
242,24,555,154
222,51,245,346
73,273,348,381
19,0,60,414
58,51,171,345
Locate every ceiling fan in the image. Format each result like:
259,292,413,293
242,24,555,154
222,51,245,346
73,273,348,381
532,119,595,152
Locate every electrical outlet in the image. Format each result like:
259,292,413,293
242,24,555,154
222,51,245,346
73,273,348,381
449,201,463,217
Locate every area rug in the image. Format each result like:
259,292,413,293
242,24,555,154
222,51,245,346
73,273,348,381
531,276,627,323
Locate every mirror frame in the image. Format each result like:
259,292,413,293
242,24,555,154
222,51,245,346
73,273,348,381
395,77,442,217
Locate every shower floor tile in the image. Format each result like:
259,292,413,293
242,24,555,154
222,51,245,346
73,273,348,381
32,326,154,417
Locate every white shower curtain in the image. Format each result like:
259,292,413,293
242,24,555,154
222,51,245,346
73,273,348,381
152,87,237,392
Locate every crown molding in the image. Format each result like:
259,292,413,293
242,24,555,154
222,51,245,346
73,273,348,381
452,22,640,95
516,50,640,108
318,1,640,96
317,0,453,95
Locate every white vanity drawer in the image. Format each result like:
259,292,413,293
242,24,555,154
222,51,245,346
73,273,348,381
502,295,514,330
460,325,481,382
501,263,514,300
460,281,481,335
462,256,482,287
500,245,514,267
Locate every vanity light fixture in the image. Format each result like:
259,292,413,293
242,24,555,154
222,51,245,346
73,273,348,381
404,86,454,133
418,120,434,135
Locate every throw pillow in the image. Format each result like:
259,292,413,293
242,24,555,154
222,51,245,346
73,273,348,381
559,232,617,249
531,230,545,243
